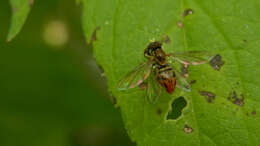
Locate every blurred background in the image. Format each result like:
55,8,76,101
0,0,135,146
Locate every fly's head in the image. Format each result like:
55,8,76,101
144,41,166,64
144,41,162,58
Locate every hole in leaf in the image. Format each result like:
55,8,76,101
167,96,187,120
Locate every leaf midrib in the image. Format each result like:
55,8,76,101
180,0,202,145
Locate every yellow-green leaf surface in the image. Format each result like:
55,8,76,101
82,0,260,145
7,0,32,41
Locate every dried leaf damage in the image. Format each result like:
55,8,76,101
183,8,194,17
228,91,245,106
199,91,216,103
183,124,193,134
177,21,184,29
210,54,225,70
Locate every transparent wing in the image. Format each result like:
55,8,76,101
169,51,214,66
146,72,162,104
173,68,191,92
117,61,153,91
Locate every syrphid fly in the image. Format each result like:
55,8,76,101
118,40,214,103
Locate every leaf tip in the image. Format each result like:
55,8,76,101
6,33,14,42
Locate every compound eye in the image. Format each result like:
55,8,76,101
149,49,153,55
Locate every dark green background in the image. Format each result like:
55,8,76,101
0,0,134,146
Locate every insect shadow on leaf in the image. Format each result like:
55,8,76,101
167,96,187,120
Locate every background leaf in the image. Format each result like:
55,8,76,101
1,0,135,145
7,0,32,42
82,0,260,145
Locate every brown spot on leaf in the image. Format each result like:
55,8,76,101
157,108,162,115
199,91,216,103
184,124,193,134
228,91,244,106
234,93,244,106
210,54,225,70
251,110,256,116
89,26,101,45
177,20,183,28
183,8,194,17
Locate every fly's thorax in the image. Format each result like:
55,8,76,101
154,49,167,65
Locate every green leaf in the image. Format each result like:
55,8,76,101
7,0,33,42
82,0,260,145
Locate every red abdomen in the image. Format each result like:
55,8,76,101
162,77,176,94
154,63,176,94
